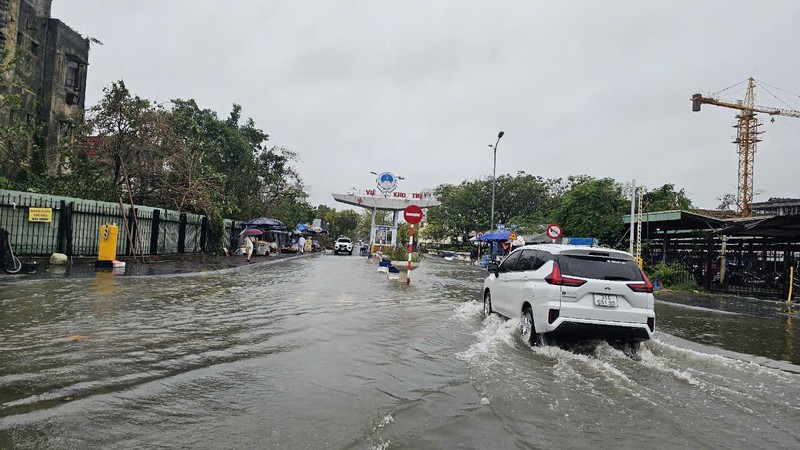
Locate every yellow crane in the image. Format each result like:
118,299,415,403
691,77,800,217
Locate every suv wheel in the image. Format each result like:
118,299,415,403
483,291,492,317
624,341,641,360
520,307,544,347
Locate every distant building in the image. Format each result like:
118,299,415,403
751,198,800,217
0,0,89,177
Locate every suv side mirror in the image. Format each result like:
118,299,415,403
487,262,499,276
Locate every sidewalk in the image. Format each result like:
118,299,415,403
0,251,320,283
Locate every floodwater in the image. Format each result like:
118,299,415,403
1,255,799,449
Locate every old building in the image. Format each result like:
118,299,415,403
751,198,800,216
0,0,89,177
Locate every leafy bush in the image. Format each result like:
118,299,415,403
646,262,698,291
381,246,420,262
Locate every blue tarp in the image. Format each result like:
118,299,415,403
476,231,511,242
297,224,309,231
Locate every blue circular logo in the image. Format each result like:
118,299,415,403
376,172,398,193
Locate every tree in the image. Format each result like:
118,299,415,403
643,184,693,212
552,177,629,246
423,172,556,245
0,50,36,186
717,193,736,212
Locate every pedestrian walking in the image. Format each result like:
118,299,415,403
244,236,254,262
298,235,306,254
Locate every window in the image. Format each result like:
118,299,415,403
29,40,38,56
517,250,553,271
517,249,537,271
499,250,521,272
534,251,553,270
557,255,643,281
65,61,81,90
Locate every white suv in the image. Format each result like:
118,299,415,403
334,237,353,255
482,244,655,356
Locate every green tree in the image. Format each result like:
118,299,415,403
552,177,629,246
642,183,693,212
0,50,36,186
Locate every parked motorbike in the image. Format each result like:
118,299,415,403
0,228,23,274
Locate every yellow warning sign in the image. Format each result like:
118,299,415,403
28,207,53,223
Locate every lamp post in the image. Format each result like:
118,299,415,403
489,131,505,231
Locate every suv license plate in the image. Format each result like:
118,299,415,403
593,294,618,307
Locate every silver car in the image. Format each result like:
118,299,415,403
483,244,655,357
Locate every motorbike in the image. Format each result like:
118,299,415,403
0,228,23,274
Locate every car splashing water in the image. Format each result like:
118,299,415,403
1,256,799,449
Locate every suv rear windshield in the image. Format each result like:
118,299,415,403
557,255,643,282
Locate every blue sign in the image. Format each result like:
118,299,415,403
376,172,398,193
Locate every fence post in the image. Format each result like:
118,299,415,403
150,209,160,255
57,200,66,254
178,213,187,253
64,202,73,258
200,215,209,252
782,244,793,300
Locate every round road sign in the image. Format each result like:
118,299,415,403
403,205,424,225
546,224,563,240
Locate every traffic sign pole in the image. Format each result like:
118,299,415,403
546,224,563,242
402,205,424,286
407,224,414,285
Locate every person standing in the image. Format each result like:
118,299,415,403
244,236,254,262
297,235,306,254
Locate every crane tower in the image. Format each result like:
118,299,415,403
691,77,800,217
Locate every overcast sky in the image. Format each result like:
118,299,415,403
53,0,800,211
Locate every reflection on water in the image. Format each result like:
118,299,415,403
655,290,800,365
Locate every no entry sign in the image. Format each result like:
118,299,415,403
403,205,424,225
546,223,563,240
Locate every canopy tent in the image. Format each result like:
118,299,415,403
243,217,286,228
476,232,512,242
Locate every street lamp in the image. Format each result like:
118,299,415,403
489,131,505,231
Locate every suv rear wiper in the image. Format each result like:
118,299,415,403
603,276,632,281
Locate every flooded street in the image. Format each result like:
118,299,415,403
2,255,800,449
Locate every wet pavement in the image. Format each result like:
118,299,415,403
1,255,799,449
0,251,314,281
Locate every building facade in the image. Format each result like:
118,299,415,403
0,0,89,177
751,198,800,216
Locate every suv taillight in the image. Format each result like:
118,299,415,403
627,269,654,293
545,261,586,287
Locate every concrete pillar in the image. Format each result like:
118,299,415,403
391,211,399,246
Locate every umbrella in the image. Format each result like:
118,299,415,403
240,228,263,236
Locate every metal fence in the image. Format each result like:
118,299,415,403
643,236,799,301
0,189,227,257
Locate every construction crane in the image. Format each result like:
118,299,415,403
691,77,800,217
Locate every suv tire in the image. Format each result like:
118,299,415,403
483,291,492,317
520,307,544,347
625,341,641,360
